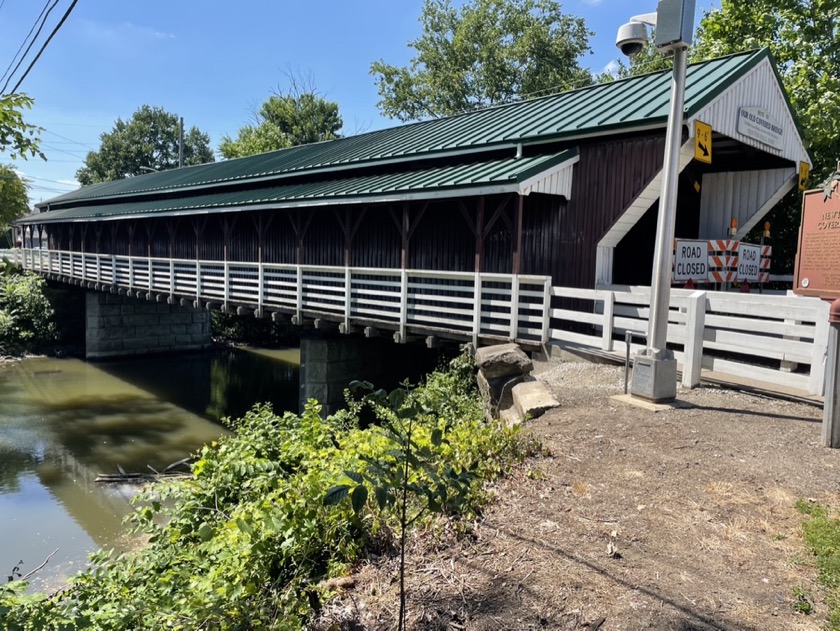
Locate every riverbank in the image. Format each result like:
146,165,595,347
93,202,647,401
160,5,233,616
314,362,832,630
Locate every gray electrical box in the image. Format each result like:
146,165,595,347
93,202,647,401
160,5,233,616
654,0,696,51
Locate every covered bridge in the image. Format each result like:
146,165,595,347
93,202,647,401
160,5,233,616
18,48,809,291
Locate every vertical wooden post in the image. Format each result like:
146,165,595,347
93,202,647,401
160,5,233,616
541,278,552,345
509,275,520,342
127,222,136,289
601,291,615,351
512,194,524,275
166,220,178,300
682,290,707,389
823,299,840,447
192,218,205,305
475,197,484,273
811,299,831,395
401,202,410,269
398,268,408,344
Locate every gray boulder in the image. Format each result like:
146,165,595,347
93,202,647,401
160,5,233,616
474,343,533,379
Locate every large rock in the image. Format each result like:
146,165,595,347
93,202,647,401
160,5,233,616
474,343,533,379
512,380,560,420
477,370,530,421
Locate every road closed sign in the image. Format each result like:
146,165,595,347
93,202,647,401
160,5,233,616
737,243,761,282
674,239,708,282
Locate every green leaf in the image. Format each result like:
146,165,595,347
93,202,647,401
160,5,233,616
351,485,368,514
375,485,391,510
197,523,214,542
323,485,351,506
430,428,443,446
343,470,363,484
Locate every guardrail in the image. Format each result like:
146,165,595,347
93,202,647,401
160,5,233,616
550,285,829,396
16,248,551,347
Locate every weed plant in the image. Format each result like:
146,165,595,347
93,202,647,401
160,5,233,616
0,351,526,630
796,499,840,628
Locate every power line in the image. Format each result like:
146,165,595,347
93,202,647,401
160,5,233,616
43,129,96,151
40,142,86,159
1,0,60,94
10,0,80,95
0,0,50,87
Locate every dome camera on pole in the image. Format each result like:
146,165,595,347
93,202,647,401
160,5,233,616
615,21,649,58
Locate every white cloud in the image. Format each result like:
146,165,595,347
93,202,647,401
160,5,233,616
78,19,176,50
603,59,621,76
581,0,605,5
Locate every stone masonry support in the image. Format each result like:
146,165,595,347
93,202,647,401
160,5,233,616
85,291,211,360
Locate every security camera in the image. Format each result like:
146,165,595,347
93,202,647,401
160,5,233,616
616,21,649,58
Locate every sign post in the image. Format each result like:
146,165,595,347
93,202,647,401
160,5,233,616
794,185,840,447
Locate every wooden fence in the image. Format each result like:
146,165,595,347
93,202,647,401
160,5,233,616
3,248,828,397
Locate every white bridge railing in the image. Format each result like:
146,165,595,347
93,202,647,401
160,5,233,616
9,249,551,347
4,248,828,397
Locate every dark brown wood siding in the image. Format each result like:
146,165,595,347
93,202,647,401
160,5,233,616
548,133,667,288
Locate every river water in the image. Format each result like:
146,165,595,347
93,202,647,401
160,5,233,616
0,348,299,591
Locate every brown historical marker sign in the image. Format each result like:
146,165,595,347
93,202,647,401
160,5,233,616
794,189,840,298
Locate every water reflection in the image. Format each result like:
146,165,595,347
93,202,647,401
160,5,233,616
0,347,300,590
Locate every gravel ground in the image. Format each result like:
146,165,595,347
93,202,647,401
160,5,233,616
313,361,837,631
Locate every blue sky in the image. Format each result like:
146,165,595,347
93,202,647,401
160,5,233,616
0,0,716,204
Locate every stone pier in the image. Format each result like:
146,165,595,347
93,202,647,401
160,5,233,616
299,335,443,416
85,292,211,360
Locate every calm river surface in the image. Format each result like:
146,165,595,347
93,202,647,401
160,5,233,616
0,347,299,590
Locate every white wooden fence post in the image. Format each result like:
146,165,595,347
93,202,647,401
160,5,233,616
295,265,303,324
682,290,707,389
256,262,264,317
541,278,551,345
810,299,831,396
509,274,520,341
223,261,230,310
344,267,351,333
601,291,615,351
195,261,202,304
397,269,408,344
169,260,175,300
472,272,481,347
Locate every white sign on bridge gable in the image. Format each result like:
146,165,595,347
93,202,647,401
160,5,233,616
737,243,761,282
737,106,784,150
674,239,708,282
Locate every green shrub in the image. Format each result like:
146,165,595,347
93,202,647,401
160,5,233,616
0,264,57,355
0,352,526,630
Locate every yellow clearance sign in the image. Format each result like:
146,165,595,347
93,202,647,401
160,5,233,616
799,162,810,191
694,120,712,164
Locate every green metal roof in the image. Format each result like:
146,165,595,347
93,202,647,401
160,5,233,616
39,49,771,212
20,151,576,224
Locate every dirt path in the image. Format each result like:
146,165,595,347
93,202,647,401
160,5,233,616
315,362,838,631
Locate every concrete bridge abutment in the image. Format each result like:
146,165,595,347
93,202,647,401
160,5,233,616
299,334,446,416
85,292,211,360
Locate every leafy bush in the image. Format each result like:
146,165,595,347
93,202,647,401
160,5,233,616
0,262,57,355
0,352,526,630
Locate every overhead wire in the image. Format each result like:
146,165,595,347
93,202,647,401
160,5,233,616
1,0,60,94
0,0,50,88
10,0,79,94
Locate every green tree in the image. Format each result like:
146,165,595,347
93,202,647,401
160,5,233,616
76,105,214,185
219,76,343,159
0,94,44,161
371,0,593,121
0,166,29,234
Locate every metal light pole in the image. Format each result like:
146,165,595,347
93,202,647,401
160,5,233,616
617,0,696,402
